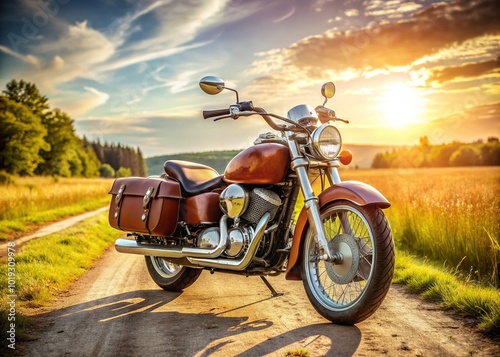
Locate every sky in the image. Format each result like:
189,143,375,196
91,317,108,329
0,0,498,157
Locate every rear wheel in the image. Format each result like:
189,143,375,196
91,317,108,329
301,200,394,324
145,256,202,291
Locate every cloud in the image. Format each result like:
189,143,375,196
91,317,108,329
425,101,500,143
1,0,259,93
427,58,500,84
93,40,212,74
117,0,256,55
51,87,110,116
0,45,39,66
364,0,423,18
344,9,359,17
250,0,500,81
273,6,295,23
2,20,116,92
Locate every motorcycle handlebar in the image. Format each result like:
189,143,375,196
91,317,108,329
203,108,230,119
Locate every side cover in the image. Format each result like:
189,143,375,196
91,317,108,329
108,177,181,236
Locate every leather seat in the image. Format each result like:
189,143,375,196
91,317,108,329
164,160,225,196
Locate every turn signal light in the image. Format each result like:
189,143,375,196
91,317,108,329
339,149,353,165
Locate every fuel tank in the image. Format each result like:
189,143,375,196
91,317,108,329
224,143,290,184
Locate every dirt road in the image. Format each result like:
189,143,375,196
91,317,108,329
18,246,499,357
0,207,108,258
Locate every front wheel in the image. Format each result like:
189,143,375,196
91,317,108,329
145,256,202,291
301,200,394,324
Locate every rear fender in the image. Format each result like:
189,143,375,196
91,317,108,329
285,181,390,280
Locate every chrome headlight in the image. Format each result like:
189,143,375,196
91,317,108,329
311,124,342,160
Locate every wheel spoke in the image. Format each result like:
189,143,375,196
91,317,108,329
304,204,378,310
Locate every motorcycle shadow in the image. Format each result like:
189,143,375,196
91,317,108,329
22,289,361,356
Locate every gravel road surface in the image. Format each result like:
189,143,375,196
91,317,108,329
17,246,499,357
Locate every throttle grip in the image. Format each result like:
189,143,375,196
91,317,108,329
203,108,230,119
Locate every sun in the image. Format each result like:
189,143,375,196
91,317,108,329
378,84,425,127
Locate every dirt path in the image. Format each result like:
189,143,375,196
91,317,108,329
17,247,499,357
0,207,108,258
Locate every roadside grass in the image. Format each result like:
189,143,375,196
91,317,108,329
341,167,500,286
394,251,500,334
0,176,112,241
0,212,122,343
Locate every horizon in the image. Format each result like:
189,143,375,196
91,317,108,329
1,0,498,157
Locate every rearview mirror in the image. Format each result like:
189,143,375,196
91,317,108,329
199,76,225,95
321,82,336,99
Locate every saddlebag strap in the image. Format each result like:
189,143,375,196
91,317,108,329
114,184,126,220
142,186,155,233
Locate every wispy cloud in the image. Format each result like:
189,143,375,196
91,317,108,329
428,59,500,84
51,87,110,116
364,0,423,18
0,45,39,66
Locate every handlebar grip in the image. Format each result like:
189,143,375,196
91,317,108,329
203,108,230,119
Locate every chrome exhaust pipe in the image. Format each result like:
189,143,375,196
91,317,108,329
114,216,229,259
187,212,271,271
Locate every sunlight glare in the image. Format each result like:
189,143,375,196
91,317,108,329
378,84,425,127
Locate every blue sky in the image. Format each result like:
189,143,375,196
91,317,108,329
0,0,498,157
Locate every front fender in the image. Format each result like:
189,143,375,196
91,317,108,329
285,181,390,280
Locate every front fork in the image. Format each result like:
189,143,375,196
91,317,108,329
286,133,343,262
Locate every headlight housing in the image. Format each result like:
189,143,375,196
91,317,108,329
311,124,342,160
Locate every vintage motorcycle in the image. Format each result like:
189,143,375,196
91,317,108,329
109,76,395,324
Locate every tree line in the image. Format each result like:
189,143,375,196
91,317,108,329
0,79,147,178
372,136,500,168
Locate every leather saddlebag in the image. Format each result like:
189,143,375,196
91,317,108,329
108,177,181,236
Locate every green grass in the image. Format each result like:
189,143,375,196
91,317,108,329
341,167,500,286
0,212,122,342
0,176,113,241
394,251,500,334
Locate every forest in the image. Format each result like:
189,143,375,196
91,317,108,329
0,80,147,178
371,136,500,169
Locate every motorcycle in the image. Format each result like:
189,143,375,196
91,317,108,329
109,76,395,324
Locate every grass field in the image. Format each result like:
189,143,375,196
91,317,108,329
0,212,122,343
0,176,113,241
339,166,500,286
0,167,498,336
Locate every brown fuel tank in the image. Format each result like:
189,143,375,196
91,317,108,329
224,143,290,184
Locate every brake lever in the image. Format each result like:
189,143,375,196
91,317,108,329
315,105,349,124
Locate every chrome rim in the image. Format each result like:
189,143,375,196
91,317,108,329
304,204,375,311
150,257,183,278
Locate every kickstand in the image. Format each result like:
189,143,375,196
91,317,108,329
260,276,283,297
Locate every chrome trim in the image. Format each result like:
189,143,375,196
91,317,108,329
114,216,229,259
186,212,271,270
285,131,333,261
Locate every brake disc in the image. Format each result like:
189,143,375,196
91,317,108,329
325,234,360,284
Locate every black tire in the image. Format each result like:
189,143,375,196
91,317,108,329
300,200,394,324
145,256,202,291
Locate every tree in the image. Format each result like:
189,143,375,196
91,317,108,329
99,164,115,178
0,97,49,175
78,139,101,177
35,109,78,176
3,79,49,118
480,141,500,166
449,146,480,166
116,167,132,177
